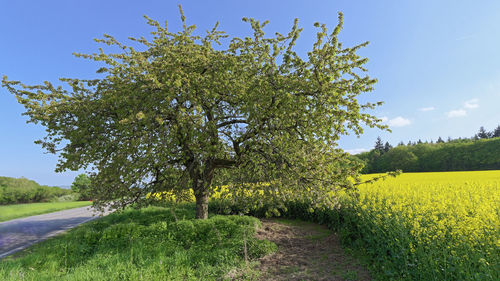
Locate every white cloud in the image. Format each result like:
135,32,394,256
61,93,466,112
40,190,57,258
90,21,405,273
387,116,411,127
379,116,388,122
445,99,478,118
345,148,369,155
464,99,479,109
447,109,467,118
419,106,435,112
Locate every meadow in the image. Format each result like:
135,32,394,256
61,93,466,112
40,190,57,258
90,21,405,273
0,201,92,222
0,204,276,280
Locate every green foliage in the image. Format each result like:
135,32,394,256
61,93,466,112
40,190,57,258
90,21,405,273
476,126,491,139
54,193,81,202
71,174,92,200
492,125,500,138
357,137,500,173
0,204,276,280
0,176,72,205
374,136,384,154
2,6,385,218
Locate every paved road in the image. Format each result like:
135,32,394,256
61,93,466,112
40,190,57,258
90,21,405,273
0,206,110,259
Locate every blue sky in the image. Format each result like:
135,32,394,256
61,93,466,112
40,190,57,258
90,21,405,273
1,0,500,186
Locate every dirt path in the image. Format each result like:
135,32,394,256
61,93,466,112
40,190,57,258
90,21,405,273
255,219,371,281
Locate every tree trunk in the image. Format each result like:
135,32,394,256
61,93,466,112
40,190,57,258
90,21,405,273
192,161,214,219
195,189,209,219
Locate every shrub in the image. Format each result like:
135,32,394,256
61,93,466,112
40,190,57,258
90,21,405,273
0,176,72,204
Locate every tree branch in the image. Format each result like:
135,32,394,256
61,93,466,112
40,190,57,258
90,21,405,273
213,158,237,168
217,119,248,128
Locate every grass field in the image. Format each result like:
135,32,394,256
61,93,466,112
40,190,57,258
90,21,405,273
348,171,500,280
0,201,92,222
0,204,276,281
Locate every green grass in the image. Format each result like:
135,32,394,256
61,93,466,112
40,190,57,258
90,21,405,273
273,218,331,240
0,204,276,280
0,201,92,222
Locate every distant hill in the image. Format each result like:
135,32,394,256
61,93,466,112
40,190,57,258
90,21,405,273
355,137,500,173
0,176,72,204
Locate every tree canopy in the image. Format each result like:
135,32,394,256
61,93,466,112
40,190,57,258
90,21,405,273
3,7,385,218
71,174,92,201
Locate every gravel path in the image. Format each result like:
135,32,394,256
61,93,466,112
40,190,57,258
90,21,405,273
0,206,110,259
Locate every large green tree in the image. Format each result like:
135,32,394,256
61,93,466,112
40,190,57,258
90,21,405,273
3,7,385,219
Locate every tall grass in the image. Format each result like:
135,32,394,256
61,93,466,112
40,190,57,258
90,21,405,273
0,204,276,280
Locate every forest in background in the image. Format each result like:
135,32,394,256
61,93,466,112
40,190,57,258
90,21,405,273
356,125,500,173
0,176,73,204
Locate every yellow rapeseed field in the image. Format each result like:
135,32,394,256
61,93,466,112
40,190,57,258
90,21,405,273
358,171,499,248
354,171,500,280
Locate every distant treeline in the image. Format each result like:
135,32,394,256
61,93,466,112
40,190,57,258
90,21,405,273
0,176,72,205
356,125,500,173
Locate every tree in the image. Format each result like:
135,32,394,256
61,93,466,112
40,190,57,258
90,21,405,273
491,125,500,138
383,141,392,152
3,7,385,219
374,137,385,153
476,126,490,139
437,136,444,143
381,147,418,172
71,174,92,200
